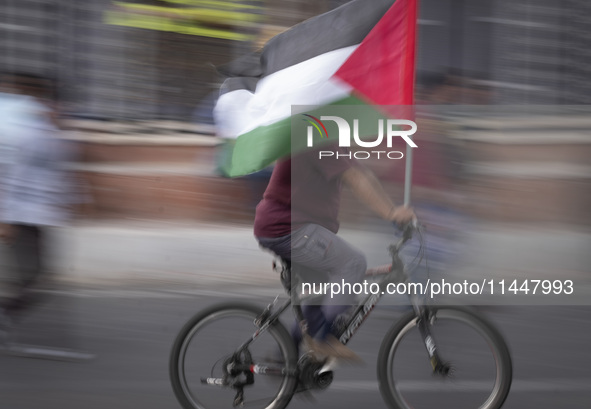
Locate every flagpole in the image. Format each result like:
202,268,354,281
403,137,413,206
403,0,418,207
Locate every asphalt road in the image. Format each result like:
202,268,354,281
1,286,590,409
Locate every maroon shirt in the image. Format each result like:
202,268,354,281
254,147,355,238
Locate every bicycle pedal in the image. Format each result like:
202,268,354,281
233,389,244,407
318,357,338,373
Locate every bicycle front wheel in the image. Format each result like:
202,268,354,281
377,306,512,409
170,303,298,409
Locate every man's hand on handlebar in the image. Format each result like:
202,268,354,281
389,207,419,251
388,206,416,226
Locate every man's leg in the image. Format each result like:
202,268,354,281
257,235,327,347
290,224,366,349
258,227,366,360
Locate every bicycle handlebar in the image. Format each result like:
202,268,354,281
392,218,419,251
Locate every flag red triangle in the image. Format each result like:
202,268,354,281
334,0,418,106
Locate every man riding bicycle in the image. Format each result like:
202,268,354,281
254,145,415,361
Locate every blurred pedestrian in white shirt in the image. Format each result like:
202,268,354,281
0,73,89,354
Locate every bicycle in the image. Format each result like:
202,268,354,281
169,222,513,409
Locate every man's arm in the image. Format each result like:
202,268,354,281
341,166,415,224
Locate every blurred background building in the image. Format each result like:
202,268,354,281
2,0,590,118
0,0,589,225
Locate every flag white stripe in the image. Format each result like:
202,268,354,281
214,45,358,139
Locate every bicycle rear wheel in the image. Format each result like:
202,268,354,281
170,303,298,409
377,306,512,409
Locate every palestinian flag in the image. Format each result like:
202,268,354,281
214,0,418,177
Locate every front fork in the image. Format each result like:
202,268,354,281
416,309,451,376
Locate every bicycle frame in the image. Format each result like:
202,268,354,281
238,223,449,376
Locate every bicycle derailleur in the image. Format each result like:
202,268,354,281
222,351,254,407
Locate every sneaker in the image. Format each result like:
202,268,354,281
302,334,363,363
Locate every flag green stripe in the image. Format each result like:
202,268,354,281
219,117,292,177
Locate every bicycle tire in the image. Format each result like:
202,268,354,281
170,303,299,409
377,306,512,409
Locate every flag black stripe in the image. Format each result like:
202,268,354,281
218,0,395,93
